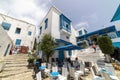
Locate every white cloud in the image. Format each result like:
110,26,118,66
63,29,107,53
0,0,52,25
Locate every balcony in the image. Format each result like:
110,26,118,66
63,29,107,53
60,26,71,35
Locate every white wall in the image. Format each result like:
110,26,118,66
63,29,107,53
112,38,120,42
0,14,36,50
115,23,120,31
38,6,78,58
0,26,12,58
51,9,61,39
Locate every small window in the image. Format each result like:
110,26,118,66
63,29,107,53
117,31,120,37
28,31,32,36
79,31,82,36
66,36,69,39
84,30,87,34
15,39,21,45
45,18,48,29
1,22,11,30
15,28,21,34
40,27,42,34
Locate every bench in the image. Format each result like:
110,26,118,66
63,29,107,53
0,62,6,72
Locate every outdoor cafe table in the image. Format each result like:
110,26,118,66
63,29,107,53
50,72,59,77
39,66,46,70
50,72,60,80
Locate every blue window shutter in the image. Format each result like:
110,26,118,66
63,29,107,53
28,31,32,36
116,31,120,37
45,18,48,29
60,14,71,32
40,27,42,34
1,22,11,30
15,39,21,45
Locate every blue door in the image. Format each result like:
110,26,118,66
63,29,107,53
4,44,10,56
68,50,72,57
58,50,64,67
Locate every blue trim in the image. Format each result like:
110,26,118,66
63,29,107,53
54,44,82,50
55,39,72,45
77,25,116,39
45,18,48,29
15,39,21,45
60,14,71,32
111,5,120,22
113,42,120,48
1,22,11,30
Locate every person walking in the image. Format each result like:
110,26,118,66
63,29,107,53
92,44,96,53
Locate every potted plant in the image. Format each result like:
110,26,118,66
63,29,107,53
27,52,35,67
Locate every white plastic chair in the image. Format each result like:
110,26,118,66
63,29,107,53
44,63,51,74
58,67,68,80
90,67,103,80
105,64,119,80
36,71,42,80
75,64,84,76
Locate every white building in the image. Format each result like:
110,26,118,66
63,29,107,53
0,13,36,50
38,6,78,62
0,25,12,58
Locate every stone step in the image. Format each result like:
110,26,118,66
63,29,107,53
0,54,33,80
0,71,33,80
0,69,32,78
3,67,29,71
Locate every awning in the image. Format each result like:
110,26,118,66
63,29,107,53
112,42,120,48
55,39,72,45
54,44,82,51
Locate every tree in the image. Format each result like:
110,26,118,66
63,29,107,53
33,38,37,50
39,34,56,62
97,36,114,62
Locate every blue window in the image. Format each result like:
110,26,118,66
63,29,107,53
1,22,11,30
28,31,32,36
79,31,82,35
60,14,71,32
116,31,120,37
15,39,21,45
84,30,87,34
45,18,48,29
40,27,42,34
15,28,21,34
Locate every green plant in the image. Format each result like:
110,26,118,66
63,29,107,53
97,36,114,62
27,58,34,63
39,34,56,62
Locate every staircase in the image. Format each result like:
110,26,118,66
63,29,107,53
0,54,33,80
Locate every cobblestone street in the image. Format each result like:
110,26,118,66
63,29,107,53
0,54,33,80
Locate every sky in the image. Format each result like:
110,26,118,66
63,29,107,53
0,0,120,32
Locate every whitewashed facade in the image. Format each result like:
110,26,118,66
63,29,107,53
0,13,36,50
0,25,12,58
38,6,78,60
